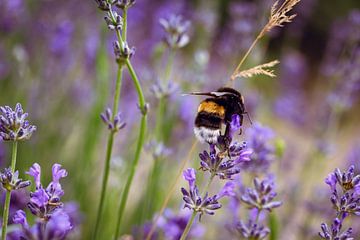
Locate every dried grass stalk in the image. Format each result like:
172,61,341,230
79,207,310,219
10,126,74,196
233,60,280,79
230,0,301,81
265,0,301,33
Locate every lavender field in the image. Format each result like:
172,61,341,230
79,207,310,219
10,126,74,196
0,0,359,239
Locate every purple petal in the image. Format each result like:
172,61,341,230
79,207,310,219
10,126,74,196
26,163,41,189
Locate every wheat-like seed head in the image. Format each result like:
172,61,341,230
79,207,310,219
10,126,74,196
266,0,301,33
233,60,280,79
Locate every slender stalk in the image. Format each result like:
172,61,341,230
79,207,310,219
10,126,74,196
179,173,215,240
122,8,127,42
114,115,147,239
231,28,266,80
93,131,115,240
125,59,146,107
10,142,17,171
145,141,197,240
179,211,197,240
109,5,148,238
2,141,18,240
93,56,124,240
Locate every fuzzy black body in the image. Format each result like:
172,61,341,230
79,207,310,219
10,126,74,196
193,87,245,144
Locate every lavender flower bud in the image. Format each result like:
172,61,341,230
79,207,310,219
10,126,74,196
236,220,270,240
94,0,111,11
159,15,190,49
241,177,282,211
100,108,126,132
114,0,135,9
319,218,353,240
137,103,149,116
113,41,135,64
0,103,36,141
104,11,123,31
0,168,31,192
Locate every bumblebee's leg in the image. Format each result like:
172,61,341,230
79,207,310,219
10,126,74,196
238,115,244,135
217,123,232,158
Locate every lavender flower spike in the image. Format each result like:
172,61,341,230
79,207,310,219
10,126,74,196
241,177,282,211
319,218,353,240
319,165,360,239
100,108,126,132
0,168,31,191
237,220,270,240
199,141,252,180
26,163,68,219
160,14,190,49
0,103,36,141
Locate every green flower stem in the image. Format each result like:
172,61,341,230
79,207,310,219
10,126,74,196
109,5,148,239
125,59,146,107
93,62,124,240
122,8,127,42
179,211,197,240
180,173,215,240
10,142,17,171
114,115,147,239
2,141,18,240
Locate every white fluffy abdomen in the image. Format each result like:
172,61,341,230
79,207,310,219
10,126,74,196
194,127,220,144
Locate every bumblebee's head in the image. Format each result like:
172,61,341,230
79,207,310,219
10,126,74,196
216,87,244,105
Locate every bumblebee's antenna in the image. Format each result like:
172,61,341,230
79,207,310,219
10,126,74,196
244,112,253,125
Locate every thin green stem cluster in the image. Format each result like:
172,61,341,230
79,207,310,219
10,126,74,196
1,141,18,240
94,4,147,239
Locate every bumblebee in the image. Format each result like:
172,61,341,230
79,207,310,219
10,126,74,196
187,87,248,145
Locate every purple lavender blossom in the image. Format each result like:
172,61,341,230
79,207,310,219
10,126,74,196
325,166,360,215
236,219,270,240
26,163,68,219
181,168,235,219
113,0,136,10
100,108,126,132
319,165,360,239
159,14,190,49
0,103,36,141
10,163,74,239
11,208,73,240
241,123,275,173
198,114,252,179
0,168,31,191
241,177,282,212
319,218,353,240
199,141,252,180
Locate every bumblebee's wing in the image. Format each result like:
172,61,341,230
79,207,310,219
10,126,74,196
181,91,228,97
